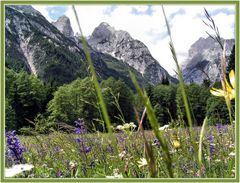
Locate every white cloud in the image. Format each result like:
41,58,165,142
34,5,235,75
32,5,55,22
206,13,235,39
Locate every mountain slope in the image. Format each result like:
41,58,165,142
5,5,148,88
182,36,235,84
88,22,178,85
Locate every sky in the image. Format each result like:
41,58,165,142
33,5,235,75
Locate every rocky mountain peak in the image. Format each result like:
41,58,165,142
88,22,177,84
98,22,112,28
91,22,132,44
52,15,74,37
182,36,235,84
8,5,41,16
91,22,117,41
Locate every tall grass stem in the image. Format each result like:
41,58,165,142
198,117,208,166
130,72,173,178
72,6,112,134
161,5,198,160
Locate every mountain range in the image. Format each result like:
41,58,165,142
5,5,235,88
182,37,234,84
5,5,176,88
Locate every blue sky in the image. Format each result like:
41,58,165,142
208,8,235,16
46,6,68,21
103,5,118,15
131,5,154,16
33,5,235,75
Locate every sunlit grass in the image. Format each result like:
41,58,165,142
12,125,235,178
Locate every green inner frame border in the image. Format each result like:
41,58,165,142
0,0,239,182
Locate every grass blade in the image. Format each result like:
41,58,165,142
198,117,208,165
130,72,173,178
162,6,194,130
72,6,112,134
161,5,199,168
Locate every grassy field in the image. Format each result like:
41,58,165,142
4,6,236,179
5,124,235,178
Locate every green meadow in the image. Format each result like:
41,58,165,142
4,5,236,179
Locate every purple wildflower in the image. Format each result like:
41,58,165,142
207,133,214,154
74,118,91,154
57,171,63,178
5,131,25,164
76,138,81,144
216,124,223,133
209,144,214,154
75,127,81,134
207,134,213,141
83,147,91,153
223,125,228,133
74,119,87,134
55,147,60,153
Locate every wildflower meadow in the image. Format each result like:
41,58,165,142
3,5,237,179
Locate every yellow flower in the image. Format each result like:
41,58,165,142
173,140,181,149
210,70,235,100
137,158,147,168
